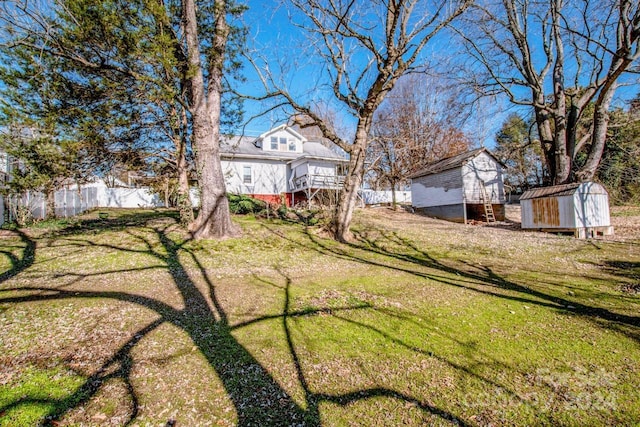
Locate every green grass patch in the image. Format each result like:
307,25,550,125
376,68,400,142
0,366,86,427
0,207,638,426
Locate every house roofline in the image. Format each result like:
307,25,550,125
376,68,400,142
289,155,349,164
257,124,308,143
220,153,296,162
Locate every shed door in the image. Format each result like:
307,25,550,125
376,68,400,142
532,197,560,226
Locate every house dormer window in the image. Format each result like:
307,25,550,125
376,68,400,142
288,140,296,151
279,137,287,150
270,136,278,150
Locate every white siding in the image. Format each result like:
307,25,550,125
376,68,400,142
461,152,505,203
307,160,335,178
291,162,309,178
223,159,288,195
520,199,535,228
411,168,463,208
574,193,610,227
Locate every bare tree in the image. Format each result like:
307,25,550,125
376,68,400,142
289,106,352,150
248,0,471,241
456,0,640,184
367,74,472,208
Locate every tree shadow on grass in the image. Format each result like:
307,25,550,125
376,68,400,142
0,213,471,426
48,209,181,236
259,224,640,343
0,229,36,285
601,260,640,292
373,230,639,340
248,270,475,426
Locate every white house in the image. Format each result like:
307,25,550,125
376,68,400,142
410,148,506,223
220,124,348,207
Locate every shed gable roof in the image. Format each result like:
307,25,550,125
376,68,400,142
409,148,503,179
520,182,608,200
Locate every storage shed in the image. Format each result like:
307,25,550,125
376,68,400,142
520,182,613,238
410,148,506,223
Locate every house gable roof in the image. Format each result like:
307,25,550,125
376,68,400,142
409,148,504,179
298,141,348,162
220,131,347,163
220,134,297,160
256,124,308,144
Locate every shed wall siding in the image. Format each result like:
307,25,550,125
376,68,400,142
522,192,611,230
411,168,463,208
462,152,505,204
522,197,574,229
573,194,611,227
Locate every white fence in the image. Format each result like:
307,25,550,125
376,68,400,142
2,186,163,225
55,187,99,217
360,189,412,205
97,188,162,208
4,188,100,224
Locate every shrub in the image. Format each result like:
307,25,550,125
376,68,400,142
227,194,268,215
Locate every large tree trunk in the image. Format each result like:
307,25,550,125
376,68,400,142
391,184,398,211
182,0,238,239
535,109,556,185
333,125,368,242
577,88,616,182
550,0,571,185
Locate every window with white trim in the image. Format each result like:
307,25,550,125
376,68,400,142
279,137,287,150
270,136,278,150
288,140,296,151
242,166,252,184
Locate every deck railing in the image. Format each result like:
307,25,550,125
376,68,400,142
292,173,345,191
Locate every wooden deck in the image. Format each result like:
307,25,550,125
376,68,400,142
291,173,345,191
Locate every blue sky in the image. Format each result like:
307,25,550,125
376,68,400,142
239,0,495,142
234,1,517,148
234,1,639,149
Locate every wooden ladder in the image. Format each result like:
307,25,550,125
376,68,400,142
479,183,496,223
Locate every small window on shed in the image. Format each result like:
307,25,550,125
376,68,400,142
242,166,252,184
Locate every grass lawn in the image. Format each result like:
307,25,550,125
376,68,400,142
0,207,638,426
